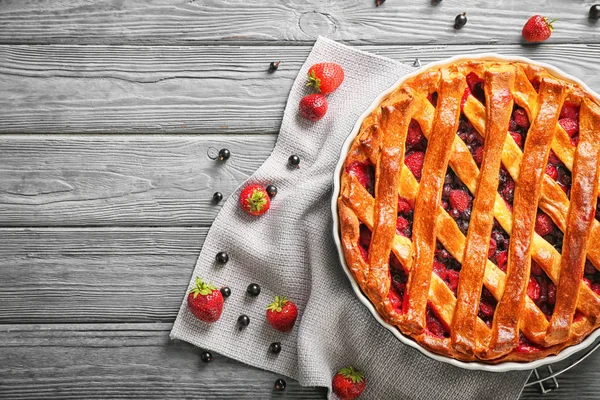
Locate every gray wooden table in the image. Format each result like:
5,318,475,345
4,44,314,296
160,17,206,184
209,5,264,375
1,1,600,398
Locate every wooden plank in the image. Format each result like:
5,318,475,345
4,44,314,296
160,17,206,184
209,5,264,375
0,0,598,46
0,322,598,399
0,323,328,399
0,135,275,226
0,227,205,323
2,44,600,134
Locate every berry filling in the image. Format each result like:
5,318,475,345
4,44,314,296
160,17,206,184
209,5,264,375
490,221,510,270
427,92,438,108
426,302,450,338
406,119,428,152
441,167,473,235
466,72,486,105
478,287,497,328
546,151,572,196
516,333,542,353
347,160,375,196
390,254,409,312
508,106,530,151
358,224,372,261
397,195,414,238
560,102,581,147
584,260,600,298
498,167,515,206
434,241,462,296
457,115,484,167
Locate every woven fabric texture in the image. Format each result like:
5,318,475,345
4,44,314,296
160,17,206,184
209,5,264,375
171,37,530,399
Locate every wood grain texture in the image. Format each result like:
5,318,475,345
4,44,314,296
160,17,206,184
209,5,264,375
2,44,600,134
0,323,597,399
0,227,205,323
0,0,599,46
0,136,275,226
0,323,328,399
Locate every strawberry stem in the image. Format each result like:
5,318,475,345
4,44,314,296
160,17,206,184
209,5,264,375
338,366,365,384
189,277,217,298
266,295,289,312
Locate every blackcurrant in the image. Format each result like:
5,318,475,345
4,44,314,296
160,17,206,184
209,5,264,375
289,155,300,166
212,192,223,203
454,12,467,29
238,314,250,327
220,286,231,298
269,342,282,354
590,5,600,20
247,283,261,297
269,61,281,72
274,378,286,391
200,351,213,363
216,251,229,264
266,185,278,198
218,148,231,161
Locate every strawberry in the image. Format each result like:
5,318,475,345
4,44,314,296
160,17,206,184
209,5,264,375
488,238,497,259
332,366,366,400
266,296,298,332
306,62,345,94
522,15,556,43
535,213,554,236
299,93,328,121
509,131,523,148
474,146,484,165
239,184,270,216
347,161,375,195
404,151,425,180
545,164,558,180
187,277,224,323
559,118,579,137
527,277,541,302
406,119,425,146
496,250,508,272
560,102,580,119
396,216,409,236
449,189,471,213
513,108,530,129
397,196,412,214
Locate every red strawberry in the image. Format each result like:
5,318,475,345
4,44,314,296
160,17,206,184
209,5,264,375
446,269,460,294
545,164,558,180
239,184,271,216
560,102,580,119
404,151,425,180
513,108,530,129
474,146,484,165
449,189,471,213
548,150,561,165
299,94,328,121
306,62,345,94
535,213,554,236
406,119,425,146
266,296,298,332
187,277,224,323
559,118,579,137
479,300,495,318
522,15,556,43
496,250,508,272
433,261,447,280
347,161,375,195
332,366,366,400
488,238,497,259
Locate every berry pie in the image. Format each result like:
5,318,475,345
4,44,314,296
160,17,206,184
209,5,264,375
337,59,600,363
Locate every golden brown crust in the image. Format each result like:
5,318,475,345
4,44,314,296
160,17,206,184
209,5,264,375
338,59,600,364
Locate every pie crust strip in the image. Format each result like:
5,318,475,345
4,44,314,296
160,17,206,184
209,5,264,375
546,99,600,344
451,67,515,355
486,78,567,359
405,71,466,334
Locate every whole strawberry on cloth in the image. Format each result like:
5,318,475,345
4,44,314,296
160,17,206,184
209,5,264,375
332,366,366,400
266,296,298,332
306,62,345,94
187,277,224,323
239,184,271,216
522,15,556,43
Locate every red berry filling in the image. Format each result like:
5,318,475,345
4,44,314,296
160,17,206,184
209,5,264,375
457,115,484,167
406,119,428,153
390,254,409,312
434,241,462,296
507,106,530,151
404,151,425,181
427,92,438,108
347,160,375,196
396,195,414,238
358,224,372,261
516,333,542,353
466,72,486,105
584,260,600,298
490,221,510,269
560,102,581,146
478,287,497,328
441,167,474,235
545,151,572,196
426,302,450,338
498,167,515,205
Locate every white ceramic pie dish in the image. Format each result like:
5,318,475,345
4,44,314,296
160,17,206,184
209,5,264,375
331,53,600,372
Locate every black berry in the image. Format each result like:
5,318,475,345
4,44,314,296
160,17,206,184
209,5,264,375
220,286,231,298
218,148,231,161
216,251,229,264
247,283,261,297
274,378,286,391
375,0,385,6
238,314,250,327
591,5,600,20
289,155,300,166
269,61,281,72
266,185,278,198
213,192,223,203
269,342,282,354
200,351,213,363
454,12,467,29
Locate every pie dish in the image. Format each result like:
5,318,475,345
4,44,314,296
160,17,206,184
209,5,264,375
334,55,600,367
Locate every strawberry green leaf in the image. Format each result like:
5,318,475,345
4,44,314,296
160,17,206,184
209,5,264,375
306,70,322,92
189,276,217,298
266,295,289,312
339,366,364,384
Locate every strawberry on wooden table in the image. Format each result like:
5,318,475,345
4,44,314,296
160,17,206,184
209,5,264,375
187,277,224,323
266,296,298,332
332,366,366,400
306,62,345,94
239,184,271,216
522,15,556,43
